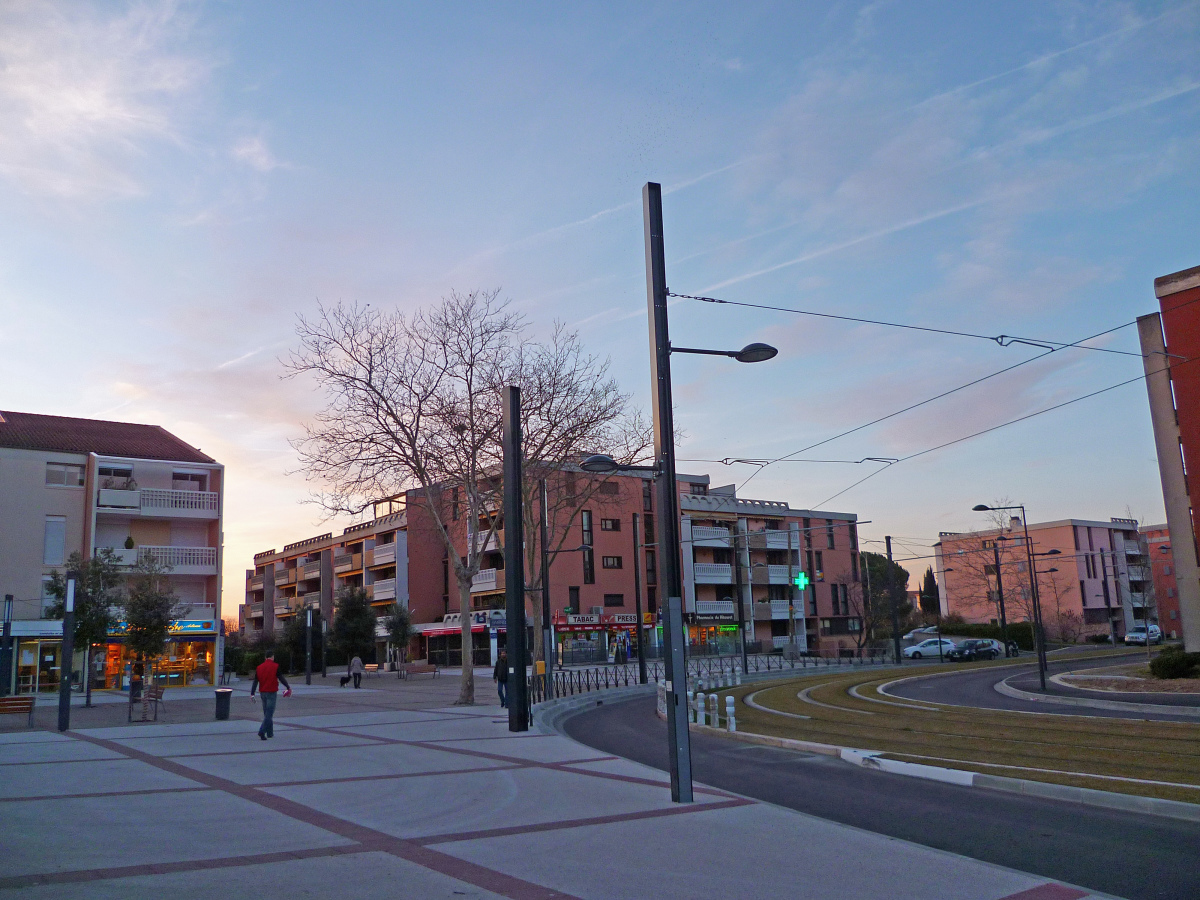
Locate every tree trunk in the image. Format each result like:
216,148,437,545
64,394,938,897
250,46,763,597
455,578,475,705
140,657,150,721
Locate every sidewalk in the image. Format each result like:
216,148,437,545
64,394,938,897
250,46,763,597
0,689,1119,899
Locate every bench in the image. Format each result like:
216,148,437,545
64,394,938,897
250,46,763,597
0,696,35,727
129,685,166,722
399,663,439,680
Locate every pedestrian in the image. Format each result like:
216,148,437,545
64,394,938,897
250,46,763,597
250,652,291,740
349,654,365,689
493,649,508,708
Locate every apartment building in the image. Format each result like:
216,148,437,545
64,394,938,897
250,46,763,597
1142,523,1182,639
0,411,224,694
934,517,1151,642
241,467,861,663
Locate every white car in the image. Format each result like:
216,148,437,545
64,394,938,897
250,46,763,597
1124,624,1163,645
902,638,957,659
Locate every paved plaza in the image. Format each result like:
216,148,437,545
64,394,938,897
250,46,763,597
0,678,1120,899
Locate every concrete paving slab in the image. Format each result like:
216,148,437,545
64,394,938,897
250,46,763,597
276,708,464,728
6,850,510,900
0,788,353,878
263,763,688,840
335,716,523,743
0,739,124,765
178,740,516,786
0,757,202,799
76,719,266,740
432,734,611,764
436,797,1102,900
109,727,375,758
0,731,72,745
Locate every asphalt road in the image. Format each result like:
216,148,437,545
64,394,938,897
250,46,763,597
888,652,1200,721
564,695,1200,900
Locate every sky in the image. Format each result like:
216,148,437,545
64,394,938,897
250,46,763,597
2,0,1199,607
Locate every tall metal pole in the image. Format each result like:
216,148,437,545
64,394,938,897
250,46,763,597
992,542,1011,657
885,538,902,665
732,530,748,673
57,580,76,732
503,385,529,731
321,620,328,678
632,513,647,684
305,607,313,686
1019,512,1047,690
539,478,553,690
0,595,13,698
787,526,796,655
644,181,693,803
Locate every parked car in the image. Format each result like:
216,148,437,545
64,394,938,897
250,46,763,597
902,638,957,659
945,639,1003,662
902,626,940,642
1124,624,1163,645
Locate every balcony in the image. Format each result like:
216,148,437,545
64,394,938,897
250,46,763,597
184,604,217,619
755,599,794,620
333,552,356,574
369,542,397,567
749,530,792,550
369,578,397,603
274,601,291,615
1127,565,1150,583
275,568,296,586
693,563,732,583
474,531,500,553
695,600,735,619
691,526,731,547
97,488,219,519
138,546,218,576
249,602,263,616
750,564,792,585
470,568,498,593
249,573,264,590
302,559,322,580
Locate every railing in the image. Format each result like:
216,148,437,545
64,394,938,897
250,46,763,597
275,568,295,586
691,526,730,543
471,568,497,592
138,546,218,569
249,602,263,614
139,488,219,513
695,599,734,617
371,578,397,602
370,542,397,566
249,573,264,590
693,563,732,582
303,559,322,579
333,553,354,573
755,599,792,619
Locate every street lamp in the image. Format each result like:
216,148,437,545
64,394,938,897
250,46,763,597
0,594,13,698
643,182,778,803
973,503,1050,689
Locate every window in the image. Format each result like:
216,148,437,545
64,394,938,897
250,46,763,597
688,483,707,495
451,487,459,521
645,549,657,585
642,481,652,512
826,520,836,549
583,549,595,584
830,584,839,611
597,481,620,495
711,548,731,565
568,586,580,612
604,593,625,607
851,553,858,582
848,521,858,551
815,551,824,580
1079,581,1087,606
172,472,207,491
602,556,623,569
98,465,134,489
600,518,621,532
581,510,593,546
840,584,849,616
643,515,654,544
43,516,66,566
646,586,657,613
809,592,817,616
45,463,84,487
803,518,811,549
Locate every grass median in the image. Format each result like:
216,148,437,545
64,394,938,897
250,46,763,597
712,656,1200,804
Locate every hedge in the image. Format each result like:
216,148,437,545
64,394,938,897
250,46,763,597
936,621,1035,651
1149,645,1200,679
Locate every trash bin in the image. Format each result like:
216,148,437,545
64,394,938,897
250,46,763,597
214,688,233,721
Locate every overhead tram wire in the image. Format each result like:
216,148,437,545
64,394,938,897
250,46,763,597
809,352,1200,509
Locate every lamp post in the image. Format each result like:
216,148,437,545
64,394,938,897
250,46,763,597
632,512,648,684
991,538,1011,658
57,580,75,732
973,504,1056,689
0,594,13,698
305,607,313,686
321,619,328,678
503,385,529,732
938,569,954,663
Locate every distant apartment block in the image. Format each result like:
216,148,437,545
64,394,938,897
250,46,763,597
0,411,224,694
935,517,1151,642
240,468,861,664
1141,523,1182,639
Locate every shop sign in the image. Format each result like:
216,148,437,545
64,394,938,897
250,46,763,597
567,614,599,625
608,614,638,625
108,619,216,636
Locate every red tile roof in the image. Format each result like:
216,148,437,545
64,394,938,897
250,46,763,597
0,410,216,464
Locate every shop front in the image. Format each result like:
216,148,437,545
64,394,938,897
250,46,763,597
553,613,651,664
687,615,740,656
417,610,506,667
103,619,219,689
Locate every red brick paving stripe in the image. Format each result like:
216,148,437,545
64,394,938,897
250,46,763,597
0,786,213,803
418,797,755,845
997,885,1089,900
0,844,371,891
65,731,582,900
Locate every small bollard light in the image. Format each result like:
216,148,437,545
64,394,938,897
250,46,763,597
708,693,718,725
696,692,706,726
726,696,737,732
734,670,742,687
686,690,695,723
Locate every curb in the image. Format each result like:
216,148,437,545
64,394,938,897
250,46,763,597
994,675,1200,718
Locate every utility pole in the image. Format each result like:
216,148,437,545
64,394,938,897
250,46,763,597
305,607,313,686
787,524,797,656
57,580,76,732
732,527,749,674
632,513,647,684
503,385,529,731
644,181,693,803
992,542,1011,657
0,595,13,697
886,538,902,665
539,478,553,689
320,619,327,678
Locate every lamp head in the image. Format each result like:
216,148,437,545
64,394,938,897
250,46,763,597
734,342,778,363
972,504,991,512
580,454,619,474
1045,549,1061,556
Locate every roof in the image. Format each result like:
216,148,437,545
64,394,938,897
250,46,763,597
0,410,215,464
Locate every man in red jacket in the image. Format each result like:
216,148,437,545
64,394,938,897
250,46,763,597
250,652,291,740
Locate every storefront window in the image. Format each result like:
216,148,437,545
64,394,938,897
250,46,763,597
106,639,215,688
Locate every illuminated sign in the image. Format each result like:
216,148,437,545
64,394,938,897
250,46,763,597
107,620,216,636
793,571,810,591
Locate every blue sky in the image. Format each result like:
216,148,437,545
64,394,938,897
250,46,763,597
2,1,1198,599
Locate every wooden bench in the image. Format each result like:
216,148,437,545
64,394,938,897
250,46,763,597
0,696,35,727
399,663,439,680
129,685,166,722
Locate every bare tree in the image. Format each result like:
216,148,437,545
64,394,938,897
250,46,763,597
288,291,645,704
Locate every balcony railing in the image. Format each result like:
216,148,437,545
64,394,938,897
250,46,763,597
370,543,397,567
693,563,732,583
249,573,264,590
249,602,263,615
755,599,793,620
137,546,218,574
471,568,498,593
333,553,355,573
695,599,735,618
275,568,296,586
302,559,322,579
691,526,730,545
370,578,397,603
98,488,219,518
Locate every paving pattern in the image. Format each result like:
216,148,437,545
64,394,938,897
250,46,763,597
0,699,1120,899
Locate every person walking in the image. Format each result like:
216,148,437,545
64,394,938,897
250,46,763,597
250,652,291,740
349,655,365,689
493,649,508,708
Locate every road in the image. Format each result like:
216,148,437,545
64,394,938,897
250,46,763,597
564,695,1200,900
887,652,1200,721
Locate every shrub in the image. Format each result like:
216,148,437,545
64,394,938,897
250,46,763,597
1088,634,1111,644
244,651,265,674
1149,645,1200,680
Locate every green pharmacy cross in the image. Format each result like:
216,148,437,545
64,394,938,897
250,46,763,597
793,571,810,591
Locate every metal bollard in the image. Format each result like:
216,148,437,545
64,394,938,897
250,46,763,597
734,670,742,686
726,695,736,732
708,693,718,726
695,692,706,726
686,690,695,723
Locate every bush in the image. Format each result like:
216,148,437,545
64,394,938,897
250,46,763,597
244,651,265,675
1149,645,1200,680
937,621,1035,651
1088,634,1112,644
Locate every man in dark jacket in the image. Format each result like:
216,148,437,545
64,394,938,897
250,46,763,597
250,652,291,740
493,650,508,708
